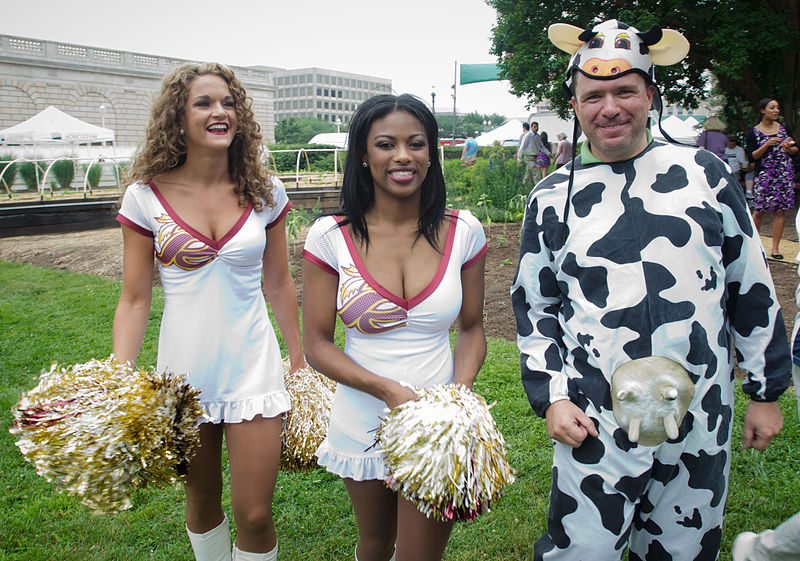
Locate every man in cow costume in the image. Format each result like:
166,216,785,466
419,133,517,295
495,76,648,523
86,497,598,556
512,19,792,560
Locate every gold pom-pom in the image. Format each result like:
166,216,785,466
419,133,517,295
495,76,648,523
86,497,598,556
280,357,335,471
375,383,515,521
9,356,204,513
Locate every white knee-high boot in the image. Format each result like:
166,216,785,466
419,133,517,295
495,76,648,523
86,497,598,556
232,541,278,561
186,516,232,561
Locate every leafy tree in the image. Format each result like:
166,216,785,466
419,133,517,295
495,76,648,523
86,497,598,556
275,117,337,144
488,0,799,133
435,112,508,141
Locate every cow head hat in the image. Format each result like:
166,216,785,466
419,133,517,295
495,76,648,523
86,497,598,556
549,19,689,95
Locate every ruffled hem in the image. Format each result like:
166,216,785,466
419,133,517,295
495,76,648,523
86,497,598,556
315,439,386,481
200,390,291,424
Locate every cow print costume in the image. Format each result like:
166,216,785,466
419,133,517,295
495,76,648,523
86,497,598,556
512,139,791,560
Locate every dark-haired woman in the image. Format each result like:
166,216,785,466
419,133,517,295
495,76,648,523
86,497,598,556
113,63,303,561
302,94,487,561
745,97,799,259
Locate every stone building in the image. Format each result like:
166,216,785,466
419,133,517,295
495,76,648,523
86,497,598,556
0,34,277,147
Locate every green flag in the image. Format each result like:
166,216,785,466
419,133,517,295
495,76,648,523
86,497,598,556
459,63,501,85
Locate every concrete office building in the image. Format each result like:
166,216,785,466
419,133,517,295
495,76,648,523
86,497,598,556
272,68,392,125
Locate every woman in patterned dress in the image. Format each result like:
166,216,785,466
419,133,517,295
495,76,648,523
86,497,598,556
113,63,304,561
302,94,487,561
746,98,799,259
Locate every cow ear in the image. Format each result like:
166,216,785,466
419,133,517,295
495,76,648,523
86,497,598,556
548,23,586,54
649,28,690,65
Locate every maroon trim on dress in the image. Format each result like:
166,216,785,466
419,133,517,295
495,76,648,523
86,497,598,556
116,215,154,238
267,200,292,230
148,182,253,250
334,210,458,311
462,243,487,270
303,249,338,276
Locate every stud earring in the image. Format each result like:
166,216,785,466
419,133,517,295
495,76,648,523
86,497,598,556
179,129,184,135
362,162,368,168
427,161,431,167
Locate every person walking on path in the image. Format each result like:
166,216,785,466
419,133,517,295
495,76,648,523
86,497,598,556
518,121,545,184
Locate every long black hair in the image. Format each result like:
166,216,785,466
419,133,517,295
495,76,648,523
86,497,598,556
339,94,447,250
757,97,779,124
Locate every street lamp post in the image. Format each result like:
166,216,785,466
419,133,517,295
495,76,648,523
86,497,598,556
430,86,436,116
335,117,342,133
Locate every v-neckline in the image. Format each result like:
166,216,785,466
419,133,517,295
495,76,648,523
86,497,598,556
149,182,253,251
336,211,459,311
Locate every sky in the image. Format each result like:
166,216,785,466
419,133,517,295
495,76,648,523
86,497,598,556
2,0,536,120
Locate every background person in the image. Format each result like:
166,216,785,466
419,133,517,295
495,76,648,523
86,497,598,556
745,97,798,259
515,20,790,561
536,131,552,178
554,132,571,169
460,131,478,166
518,121,545,184
302,94,487,561
725,134,748,189
696,116,728,159
113,62,304,561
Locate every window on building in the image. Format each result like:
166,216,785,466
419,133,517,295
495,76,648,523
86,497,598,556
317,88,322,96
306,74,312,83
338,102,342,110
324,75,330,84
324,101,329,109
317,101,322,108
324,89,329,96
337,90,342,98
293,100,298,109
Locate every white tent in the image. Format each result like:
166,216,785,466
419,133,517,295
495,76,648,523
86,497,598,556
308,132,348,148
652,115,699,144
0,106,114,145
475,119,525,146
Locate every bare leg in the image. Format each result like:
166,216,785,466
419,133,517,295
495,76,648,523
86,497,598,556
343,478,397,561
753,210,764,232
772,209,785,255
225,414,282,553
395,497,454,561
184,422,225,533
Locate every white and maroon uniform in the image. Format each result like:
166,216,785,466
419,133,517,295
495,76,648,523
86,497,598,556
117,179,292,423
303,210,486,480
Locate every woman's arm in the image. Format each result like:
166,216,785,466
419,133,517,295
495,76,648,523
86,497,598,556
452,255,487,388
112,226,155,366
262,214,305,371
302,258,417,408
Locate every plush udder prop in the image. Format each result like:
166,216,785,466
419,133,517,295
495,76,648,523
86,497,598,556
280,357,335,471
374,384,515,522
611,357,694,446
9,357,204,513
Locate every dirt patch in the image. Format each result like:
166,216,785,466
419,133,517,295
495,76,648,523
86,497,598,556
0,219,797,341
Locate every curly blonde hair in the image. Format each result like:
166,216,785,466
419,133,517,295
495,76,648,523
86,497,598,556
127,62,274,210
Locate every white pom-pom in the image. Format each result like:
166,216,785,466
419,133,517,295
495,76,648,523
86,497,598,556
375,384,515,521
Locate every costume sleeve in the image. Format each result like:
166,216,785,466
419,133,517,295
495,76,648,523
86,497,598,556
302,217,338,276
511,192,572,417
715,158,791,401
457,210,487,270
265,178,292,229
116,183,154,238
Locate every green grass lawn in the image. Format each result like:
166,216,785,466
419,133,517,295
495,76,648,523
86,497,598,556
1,260,798,560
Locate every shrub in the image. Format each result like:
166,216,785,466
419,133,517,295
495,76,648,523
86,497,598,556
18,161,47,190
82,163,103,189
0,154,17,190
51,159,76,190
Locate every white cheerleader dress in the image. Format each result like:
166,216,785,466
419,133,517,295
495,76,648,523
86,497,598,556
303,209,487,480
116,179,293,423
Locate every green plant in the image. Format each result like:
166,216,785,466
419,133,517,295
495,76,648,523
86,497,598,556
0,154,17,191
50,159,75,190
286,207,312,243
18,161,46,190
82,163,103,190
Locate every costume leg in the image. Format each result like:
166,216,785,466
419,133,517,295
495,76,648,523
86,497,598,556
225,414,282,554
733,512,800,561
184,422,228,561
343,478,397,561
395,496,453,561
533,441,634,561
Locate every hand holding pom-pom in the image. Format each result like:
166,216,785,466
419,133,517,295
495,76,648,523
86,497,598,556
9,356,204,513
375,383,515,521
